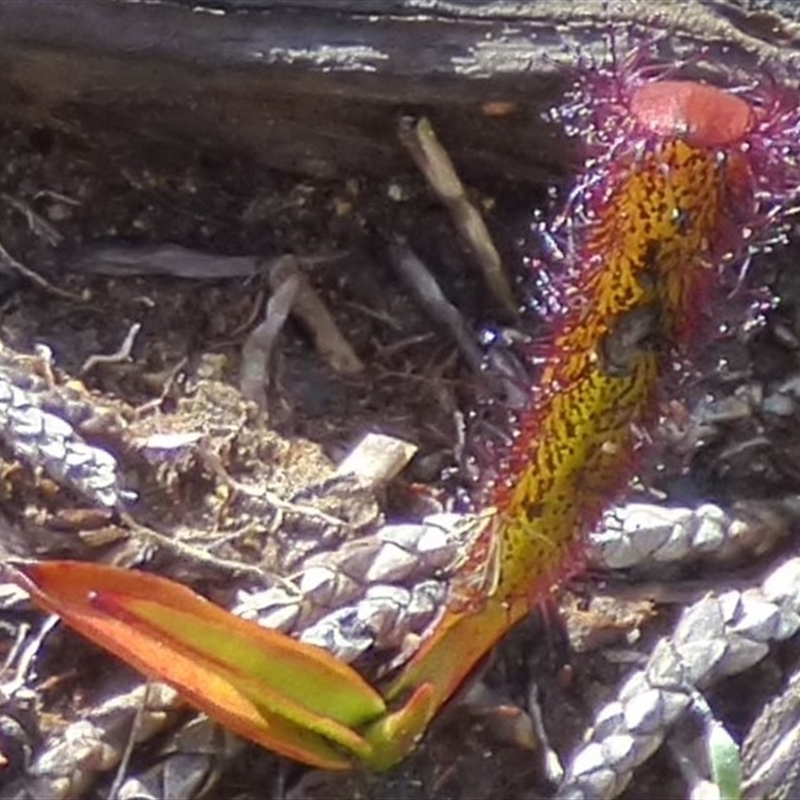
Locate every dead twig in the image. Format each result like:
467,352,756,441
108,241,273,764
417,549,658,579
81,322,142,375
117,511,278,582
2,192,64,246
64,243,259,279
266,254,364,374
106,682,151,800
388,238,486,374
134,356,189,417
0,237,83,300
197,443,349,529
2,615,60,696
398,116,516,317
240,269,300,408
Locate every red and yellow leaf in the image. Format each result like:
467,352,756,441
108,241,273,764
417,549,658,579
7,560,387,769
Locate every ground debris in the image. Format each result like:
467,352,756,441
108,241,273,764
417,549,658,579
0,107,489,799
1,63,800,800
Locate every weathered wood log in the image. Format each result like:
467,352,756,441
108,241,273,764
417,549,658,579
0,0,798,185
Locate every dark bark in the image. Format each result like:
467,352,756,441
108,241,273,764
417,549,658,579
0,0,797,183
